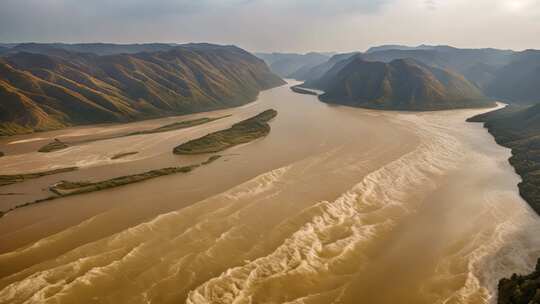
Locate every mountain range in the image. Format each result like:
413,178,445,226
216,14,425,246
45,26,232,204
468,102,540,233
0,43,178,56
272,45,540,105
0,43,284,136
255,52,331,78
309,56,492,111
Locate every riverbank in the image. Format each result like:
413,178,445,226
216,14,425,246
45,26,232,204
468,105,540,303
0,167,78,187
290,85,318,95
1,82,538,304
0,156,221,218
173,109,277,154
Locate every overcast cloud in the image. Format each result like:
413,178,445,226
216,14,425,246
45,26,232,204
0,0,538,52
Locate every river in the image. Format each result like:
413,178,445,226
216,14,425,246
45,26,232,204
0,81,539,304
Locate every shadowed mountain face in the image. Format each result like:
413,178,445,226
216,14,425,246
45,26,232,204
1,43,177,56
255,52,330,78
0,44,285,135
361,47,515,90
468,103,540,304
308,56,491,111
486,50,540,104
469,103,540,214
293,52,360,82
293,45,540,105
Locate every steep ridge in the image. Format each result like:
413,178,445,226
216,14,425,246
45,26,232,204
469,104,540,213
362,46,515,89
486,50,540,104
0,44,285,135
469,104,540,304
294,52,359,82
308,57,492,111
5,42,176,56
255,52,330,78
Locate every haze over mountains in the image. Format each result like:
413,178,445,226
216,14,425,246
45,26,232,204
264,44,540,106
255,52,331,79
0,43,284,135
2,42,540,135
309,56,491,111
0,43,179,56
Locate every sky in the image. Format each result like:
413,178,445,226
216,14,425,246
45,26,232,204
0,0,539,53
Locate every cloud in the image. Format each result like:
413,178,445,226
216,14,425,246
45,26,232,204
424,0,437,10
0,0,539,52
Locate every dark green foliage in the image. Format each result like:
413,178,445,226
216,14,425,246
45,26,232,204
173,109,277,154
498,259,540,304
49,155,221,196
0,155,222,218
468,105,540,303
468,104,540,214
127,115,230,136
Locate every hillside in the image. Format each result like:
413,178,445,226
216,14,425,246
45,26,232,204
308,57,492,111
468,103,540,213
468,103,540,304
362,47,514,89
293,52,359,82
0,44,285,136
365,44,438,53
486,50,540,104
255,52,329,78
0,43,177,56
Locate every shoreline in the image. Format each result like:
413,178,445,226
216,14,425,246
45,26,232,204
0,155,221,218
468,106,540,304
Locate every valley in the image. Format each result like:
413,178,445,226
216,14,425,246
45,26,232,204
0,81,538,304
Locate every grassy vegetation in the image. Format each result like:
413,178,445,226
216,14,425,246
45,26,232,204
290,85,318,95
468,105,540,214
0,167,78,187
55,115,231,148
111,152,139,160
38,139,69,153
468,105,540,304
0,45,285,136
498,259,540,304
173,109,277,155
0,155,222,218
50,155,221,196
127,115,230,136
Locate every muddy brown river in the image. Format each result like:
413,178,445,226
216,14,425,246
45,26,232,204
0,81,539,304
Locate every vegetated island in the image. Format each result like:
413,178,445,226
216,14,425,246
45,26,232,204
36,115,231,153
468,104,540,304
111,152,139,160
124,115,231,137
38,138,69,153
0,155,221,218
0,167,78,187
290,85,318,96
173,109,277,155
